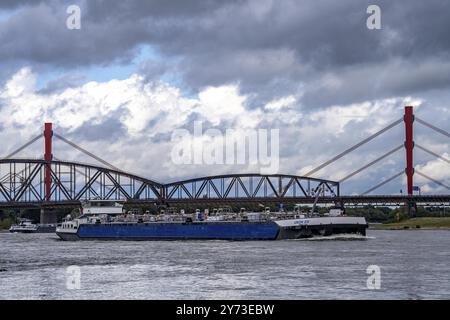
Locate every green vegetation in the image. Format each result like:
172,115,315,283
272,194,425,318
371,217,450,229
0,209,16,230
0,217,14,230
346,206,450,223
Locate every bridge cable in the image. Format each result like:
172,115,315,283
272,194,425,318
0,133,44,183
0,133,44,186
416,118,450,139
53,133,121,172
416,144,450,166
361,171,404,195
304,118,403,177
339,145,403,183
2,133,43,159
415,171,450,191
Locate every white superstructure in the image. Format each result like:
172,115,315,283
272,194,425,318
56,200,124,235
274,216,367,228
9,219,38,233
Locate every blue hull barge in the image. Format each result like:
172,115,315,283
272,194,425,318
56,201,367,241
58,221,280,241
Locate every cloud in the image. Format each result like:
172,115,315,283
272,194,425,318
1,0,449,109
0,0,43,10
2,67,446,196
0,68,270,180
38,73,87,94
414,155,450,193
300,58,450,108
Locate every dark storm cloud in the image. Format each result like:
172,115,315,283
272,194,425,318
84,0,222,20
0,0,45,9
68,116,127,142
37,73,86,94
137,58,175,83
0,0,449,107
0,2,146,67
300,59,450,108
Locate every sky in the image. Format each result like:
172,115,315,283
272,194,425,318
0,0,449,195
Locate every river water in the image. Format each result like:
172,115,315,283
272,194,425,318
0,229,449,299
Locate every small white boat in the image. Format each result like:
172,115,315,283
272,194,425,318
9,219,38,233
9,218,56,233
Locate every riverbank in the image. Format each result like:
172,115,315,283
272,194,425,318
370,217,450,230
0,219,12,230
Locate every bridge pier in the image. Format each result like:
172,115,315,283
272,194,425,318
334,200,345,210
40,208,57,225
405,199,417,218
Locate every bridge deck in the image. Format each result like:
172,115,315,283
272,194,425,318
2,195,450,209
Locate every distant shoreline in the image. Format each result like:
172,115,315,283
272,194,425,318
370,217,450,230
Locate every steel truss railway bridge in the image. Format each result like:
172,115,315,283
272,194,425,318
1,106,450,222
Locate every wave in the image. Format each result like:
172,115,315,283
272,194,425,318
289,234,375,241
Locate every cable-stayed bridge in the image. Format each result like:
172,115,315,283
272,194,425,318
1,106,449,222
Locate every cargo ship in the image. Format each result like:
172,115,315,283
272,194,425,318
56,200,367,241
